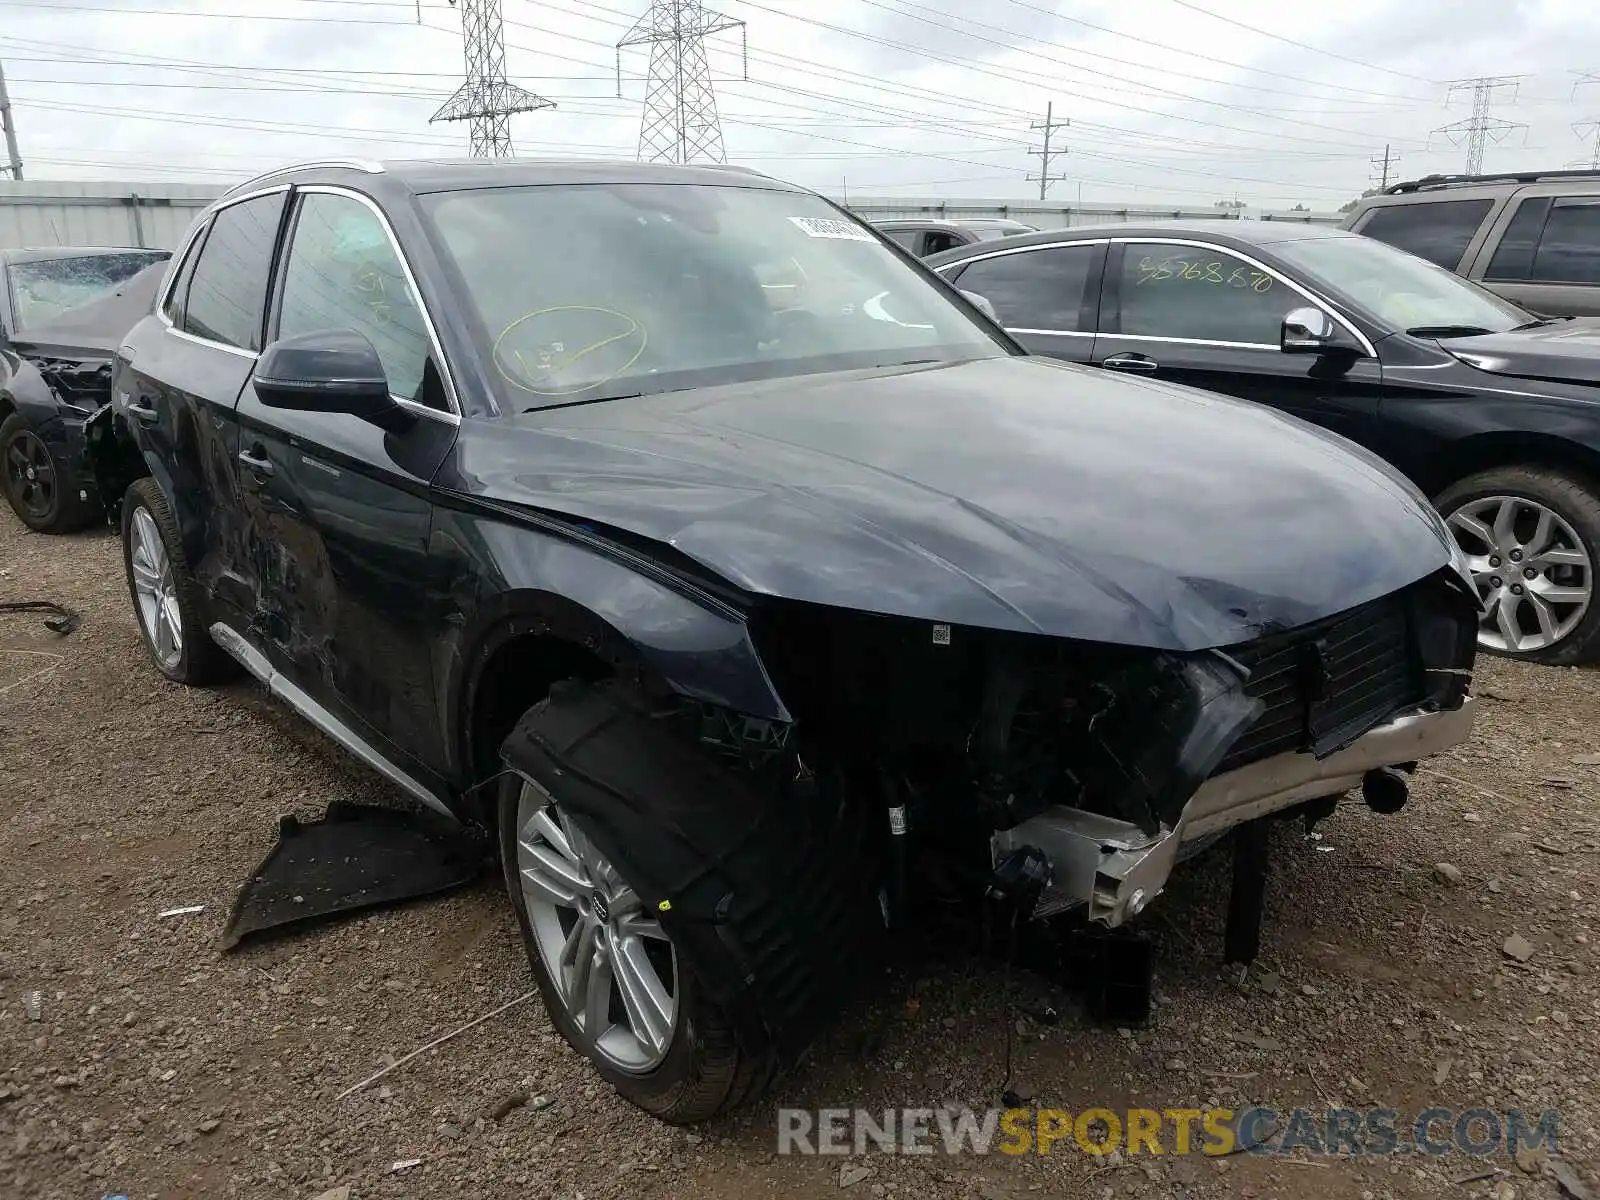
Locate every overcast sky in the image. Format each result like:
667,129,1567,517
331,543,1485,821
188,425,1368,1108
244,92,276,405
3,0,1600,210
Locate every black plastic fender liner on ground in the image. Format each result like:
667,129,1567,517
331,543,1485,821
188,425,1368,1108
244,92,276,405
499,679,886,1066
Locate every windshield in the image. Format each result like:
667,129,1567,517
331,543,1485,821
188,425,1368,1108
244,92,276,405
419,183,1008,410
8,251,169,332
1273,233,1532,336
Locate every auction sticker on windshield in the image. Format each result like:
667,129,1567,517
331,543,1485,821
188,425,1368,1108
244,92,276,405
788,216,879,242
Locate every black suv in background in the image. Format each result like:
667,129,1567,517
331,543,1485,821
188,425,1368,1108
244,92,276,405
87,159,1477,1125
1341,170,1600,317
925,220,1600,665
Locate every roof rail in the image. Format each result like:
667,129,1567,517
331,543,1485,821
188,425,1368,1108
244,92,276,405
1385,168,1600,194
231,159,386,193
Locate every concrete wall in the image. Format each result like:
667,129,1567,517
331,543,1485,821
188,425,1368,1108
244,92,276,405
0,181,226,250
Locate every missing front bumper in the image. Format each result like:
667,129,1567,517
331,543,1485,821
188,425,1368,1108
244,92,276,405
991,697,1477,927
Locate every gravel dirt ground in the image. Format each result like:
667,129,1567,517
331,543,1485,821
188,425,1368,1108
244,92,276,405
3,506,1599,1200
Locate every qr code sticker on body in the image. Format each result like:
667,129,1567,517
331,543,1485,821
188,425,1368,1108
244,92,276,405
787,215,879,242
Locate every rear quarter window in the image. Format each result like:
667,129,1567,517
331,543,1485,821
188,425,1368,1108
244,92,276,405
1356,198,1493,270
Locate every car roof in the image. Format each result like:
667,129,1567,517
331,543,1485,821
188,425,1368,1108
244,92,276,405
1,245,170,263
216,157,810,204
922,219,1351,263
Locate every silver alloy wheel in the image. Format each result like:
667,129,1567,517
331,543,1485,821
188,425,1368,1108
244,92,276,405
1446,493,1594,654
514,779,678,1074
129,506,184,671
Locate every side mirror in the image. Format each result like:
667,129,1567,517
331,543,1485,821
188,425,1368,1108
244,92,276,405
252,329,412,431
1280,306,1344,354
960,289,1000,322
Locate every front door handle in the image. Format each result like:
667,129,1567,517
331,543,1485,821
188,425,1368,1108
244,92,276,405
125,398,159,422
1101,352,1159,373
238,448,274,478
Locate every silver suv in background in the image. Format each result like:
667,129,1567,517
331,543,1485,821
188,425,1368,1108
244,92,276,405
1341,170,1600,317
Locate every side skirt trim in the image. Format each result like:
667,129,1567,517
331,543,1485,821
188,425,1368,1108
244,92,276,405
208,622,458,823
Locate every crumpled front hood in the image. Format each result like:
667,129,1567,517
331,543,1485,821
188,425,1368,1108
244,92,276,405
458,356,1455,651
1441,319,1600,386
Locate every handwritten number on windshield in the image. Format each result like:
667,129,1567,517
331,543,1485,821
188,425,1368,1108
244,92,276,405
1136,256,1273,293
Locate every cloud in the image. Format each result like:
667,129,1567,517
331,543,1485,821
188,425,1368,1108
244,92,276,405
2,0,1599,211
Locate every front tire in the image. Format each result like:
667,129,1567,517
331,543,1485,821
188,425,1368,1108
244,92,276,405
498,772,755,1125
120,477,236,685
1,412,97,534
1436,465,1600,665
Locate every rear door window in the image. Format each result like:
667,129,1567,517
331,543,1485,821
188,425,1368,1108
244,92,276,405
943,244,1098,331
1357,199,1493,270
182,192,286,351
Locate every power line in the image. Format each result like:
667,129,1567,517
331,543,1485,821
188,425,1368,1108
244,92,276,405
431,0,552,155
616,0,745,163
991,0,1431,102
1156,0,1436,85
1027,101,1066,200
1431,76,1527,174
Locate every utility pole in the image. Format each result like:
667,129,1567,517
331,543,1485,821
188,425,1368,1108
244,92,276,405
1369,143,1397,191
617,0,747,165
0,60,23,180
1431,76,1526,174
430,0,554,157
1027,102,1068,200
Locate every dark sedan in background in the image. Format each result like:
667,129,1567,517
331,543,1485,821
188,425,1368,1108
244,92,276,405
0,246,171,531
926,222,1600,665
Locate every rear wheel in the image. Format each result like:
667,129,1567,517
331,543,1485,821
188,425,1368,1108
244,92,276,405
1,413,97,534
1436,465,1600,665
120,477,237,685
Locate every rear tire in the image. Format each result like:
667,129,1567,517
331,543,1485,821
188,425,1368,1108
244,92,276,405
120,477,237,685
1436,465,1600,666
1,413,98,534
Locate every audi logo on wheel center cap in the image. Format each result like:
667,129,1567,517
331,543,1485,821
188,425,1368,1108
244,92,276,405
589,892,610,923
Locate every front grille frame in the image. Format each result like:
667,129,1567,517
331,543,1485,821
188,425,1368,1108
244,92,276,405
1212,590,1425,776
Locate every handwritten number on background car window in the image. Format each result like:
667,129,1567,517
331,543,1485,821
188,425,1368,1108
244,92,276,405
1137,256,1272,293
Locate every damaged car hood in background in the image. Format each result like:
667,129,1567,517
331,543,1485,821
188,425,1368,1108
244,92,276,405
8,260,167,359
456,356,1455,651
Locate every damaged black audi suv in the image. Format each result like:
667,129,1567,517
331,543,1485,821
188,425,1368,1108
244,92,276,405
88,158,1481,1124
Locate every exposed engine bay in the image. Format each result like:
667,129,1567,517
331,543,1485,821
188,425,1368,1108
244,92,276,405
720,566,1480,931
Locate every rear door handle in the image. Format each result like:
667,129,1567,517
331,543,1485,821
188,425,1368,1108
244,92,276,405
238,448,274,478
1101,352,1159,373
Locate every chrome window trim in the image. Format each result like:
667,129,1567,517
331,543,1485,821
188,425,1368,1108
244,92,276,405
1106,236,1379,358
156,183,291,355
933,237,1111,274
1112,333,1281,351
290,184,462,424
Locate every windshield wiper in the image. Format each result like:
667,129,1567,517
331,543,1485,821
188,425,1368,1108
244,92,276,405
1510,315,1574,331
1405,324,1495,339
